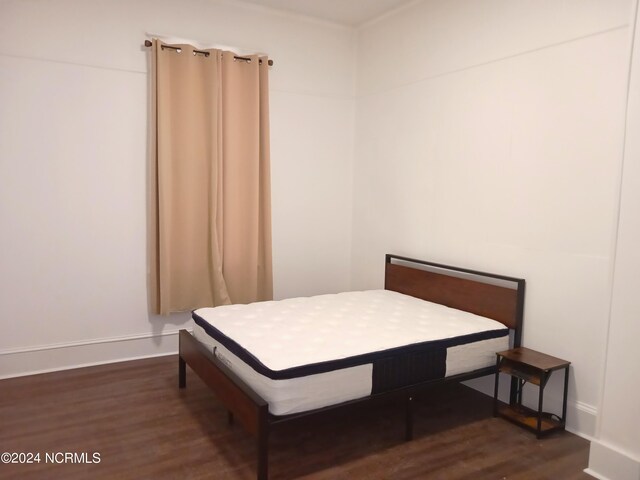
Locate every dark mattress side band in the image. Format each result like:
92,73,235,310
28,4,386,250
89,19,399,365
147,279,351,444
371,345,447,394
192,312,508,380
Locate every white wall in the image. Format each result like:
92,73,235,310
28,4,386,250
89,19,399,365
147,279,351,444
353,0,632,437
0,0,355,377
587,2,640,478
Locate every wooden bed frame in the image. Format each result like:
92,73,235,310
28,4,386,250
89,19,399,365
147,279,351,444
178,254,525,479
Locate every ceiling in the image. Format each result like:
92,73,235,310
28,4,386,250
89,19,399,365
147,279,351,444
238,0,415,26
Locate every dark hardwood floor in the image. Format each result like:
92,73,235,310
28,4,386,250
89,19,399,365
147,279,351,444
0,356,590,479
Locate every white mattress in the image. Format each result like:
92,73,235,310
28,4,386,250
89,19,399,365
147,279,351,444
193,290,509,415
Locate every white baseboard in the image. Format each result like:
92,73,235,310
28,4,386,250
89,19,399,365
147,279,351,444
586,440,640,480
0,329,190,379
567,400,598,441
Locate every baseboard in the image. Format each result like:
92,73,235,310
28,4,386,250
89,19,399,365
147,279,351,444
463,374,597,439
586,440,640,480
0,329,190,379
567,400,598,441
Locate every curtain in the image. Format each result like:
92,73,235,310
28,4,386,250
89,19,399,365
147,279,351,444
149,40,273,315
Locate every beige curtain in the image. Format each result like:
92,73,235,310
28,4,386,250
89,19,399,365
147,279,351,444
149,40,273,314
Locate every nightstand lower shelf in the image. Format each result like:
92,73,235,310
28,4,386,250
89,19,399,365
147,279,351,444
496,404,564,435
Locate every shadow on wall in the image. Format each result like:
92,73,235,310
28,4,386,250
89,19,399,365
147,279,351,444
148,311,192,347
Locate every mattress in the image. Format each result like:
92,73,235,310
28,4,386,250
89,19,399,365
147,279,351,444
192,290,509,416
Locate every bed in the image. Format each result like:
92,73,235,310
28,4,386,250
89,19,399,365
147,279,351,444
178,254,525,480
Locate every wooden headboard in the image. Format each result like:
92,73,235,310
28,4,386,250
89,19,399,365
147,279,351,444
384,254,525,347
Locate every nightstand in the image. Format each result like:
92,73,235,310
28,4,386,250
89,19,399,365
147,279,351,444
493,347,570,437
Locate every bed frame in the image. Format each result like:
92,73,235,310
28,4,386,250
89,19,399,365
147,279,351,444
178,254,525,479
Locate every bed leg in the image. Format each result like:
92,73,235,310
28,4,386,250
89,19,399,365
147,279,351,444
405,395,414,441
257,421,269,480
178,356,186,389
227,411,234,426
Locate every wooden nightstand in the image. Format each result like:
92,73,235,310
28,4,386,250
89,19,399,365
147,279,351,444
493,347,570,437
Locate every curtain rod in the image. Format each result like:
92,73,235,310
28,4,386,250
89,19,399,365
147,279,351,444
143,40,274,66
